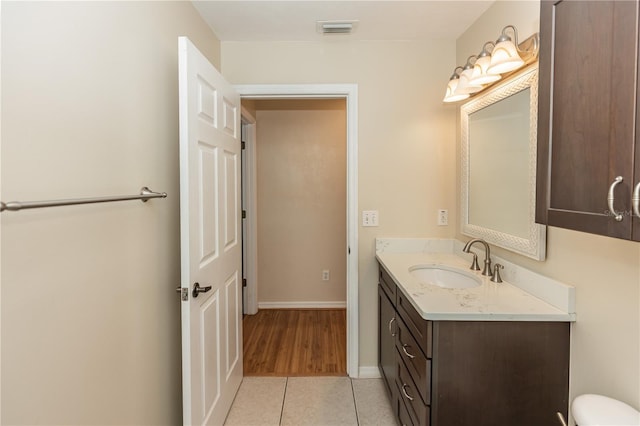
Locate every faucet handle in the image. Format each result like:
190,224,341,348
469,253,481,271
490,263,504,283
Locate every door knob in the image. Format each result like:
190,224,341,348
192,282,212,298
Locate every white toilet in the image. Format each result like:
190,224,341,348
572,394,640,425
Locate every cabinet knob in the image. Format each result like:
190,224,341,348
607,176,624,222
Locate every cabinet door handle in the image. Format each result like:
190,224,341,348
633,182,640,218
607,176,624,222
388,317,396,337
401,384,415,401
402,344,416,359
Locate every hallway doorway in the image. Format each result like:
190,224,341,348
237,84,358,376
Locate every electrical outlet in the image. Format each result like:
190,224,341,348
322,270,330,281
362,210,379,227
438,209,448,226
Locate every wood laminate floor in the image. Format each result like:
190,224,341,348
243,309,347,376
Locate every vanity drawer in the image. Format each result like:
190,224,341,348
396,316,431,405
379,266,396,302
396,355,430,426
397,393,416,426
397,290,432,358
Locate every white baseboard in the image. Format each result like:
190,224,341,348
358,366,381,379
258,301,347,309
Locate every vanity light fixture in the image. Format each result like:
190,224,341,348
487,25,525,74
443,25,539,103
443,66,470,103
469,42,502,85
450,56,485,100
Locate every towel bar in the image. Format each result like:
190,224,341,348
0,187,167,212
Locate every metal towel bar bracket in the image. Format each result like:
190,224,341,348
0,187,167,212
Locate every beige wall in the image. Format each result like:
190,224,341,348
242,99,258,120
222,40,458,368
254,99,347,304
456,0,640,420
1,2,220,424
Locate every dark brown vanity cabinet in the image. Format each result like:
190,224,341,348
378,280,398,405
537,0,640,240
378,265,571,426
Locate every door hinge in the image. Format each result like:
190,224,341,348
241,141,246,150
242,210,246,219
242,278,247,287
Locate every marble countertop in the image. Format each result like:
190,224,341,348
376,238,576,322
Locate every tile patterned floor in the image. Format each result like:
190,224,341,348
224,377,396,426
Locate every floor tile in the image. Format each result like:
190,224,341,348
224,377,287,425
281,377,358,425
352,379,397,426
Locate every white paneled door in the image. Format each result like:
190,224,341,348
178,36,242,426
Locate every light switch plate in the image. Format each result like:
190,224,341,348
362,210,379,227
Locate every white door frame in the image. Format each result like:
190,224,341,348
240,106,258,315
235,84,359,378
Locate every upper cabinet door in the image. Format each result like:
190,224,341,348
537,0,639,240
634,22,640,242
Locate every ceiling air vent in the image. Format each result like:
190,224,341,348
316,20,358,35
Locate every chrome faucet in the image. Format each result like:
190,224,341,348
462,238,492,276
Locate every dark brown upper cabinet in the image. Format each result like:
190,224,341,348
537,0,640,241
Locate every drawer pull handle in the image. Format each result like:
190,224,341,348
633,182,640,218
402,344,416,359
388,317,396,337
607,176,624,222
401,384,415,401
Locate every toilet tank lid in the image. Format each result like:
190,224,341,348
572,394,640,425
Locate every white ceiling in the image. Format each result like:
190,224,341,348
192,1,494,42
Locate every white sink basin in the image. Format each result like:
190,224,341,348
409,265,481,289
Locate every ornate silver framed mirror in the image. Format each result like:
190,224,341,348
460,64,546,260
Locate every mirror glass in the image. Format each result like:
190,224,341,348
460,65,546,260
